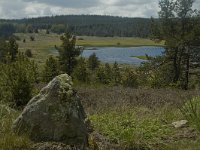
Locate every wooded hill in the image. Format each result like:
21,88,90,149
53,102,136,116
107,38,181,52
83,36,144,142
0,15,151,38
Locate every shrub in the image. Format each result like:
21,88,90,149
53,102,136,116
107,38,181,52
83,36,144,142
96,63,112,84
87,53,99,71
46,29,50,34
122,68,138,88
73,57,89,83
0,53,39,108
30,36,35,41
180,97,200,132
42,56,60,83
112,62,121,85
25,49,32,58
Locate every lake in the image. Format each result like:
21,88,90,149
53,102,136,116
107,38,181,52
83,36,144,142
82,46,165,65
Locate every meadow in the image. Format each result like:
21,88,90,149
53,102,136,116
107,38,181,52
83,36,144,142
1,86,200,149
15,32,163,63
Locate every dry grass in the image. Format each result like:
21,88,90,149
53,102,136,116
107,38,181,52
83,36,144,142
77,86,200,114
0,103,32,150
77,86,200,149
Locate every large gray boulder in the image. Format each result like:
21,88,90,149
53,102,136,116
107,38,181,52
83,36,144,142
12,74,88,149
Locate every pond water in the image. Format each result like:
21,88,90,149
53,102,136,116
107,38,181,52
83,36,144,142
82,46,165,65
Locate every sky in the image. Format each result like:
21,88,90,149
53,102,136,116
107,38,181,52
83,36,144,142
0,0,199,19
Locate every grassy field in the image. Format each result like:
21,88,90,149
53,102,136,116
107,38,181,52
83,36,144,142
78,86,200,150
15,33,164,63
131,55,148,60
1,86,200,149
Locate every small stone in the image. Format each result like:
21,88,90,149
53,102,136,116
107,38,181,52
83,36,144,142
172,120,188,128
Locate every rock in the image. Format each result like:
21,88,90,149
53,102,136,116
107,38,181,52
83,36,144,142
172,120,188,128
12,74,88,149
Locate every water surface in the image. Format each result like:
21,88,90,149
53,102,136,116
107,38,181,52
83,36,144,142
82,46,164,65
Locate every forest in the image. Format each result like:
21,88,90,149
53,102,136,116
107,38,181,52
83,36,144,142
0,15,151,37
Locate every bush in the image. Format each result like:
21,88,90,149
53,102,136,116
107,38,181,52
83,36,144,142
180,97,200,132
112,62,121,85
122,68,138,88
0,53,39,108
73,57,89,83
30,36,35,41
25,49,32,58
87,53,99,71
96,63,112,84
42,56,60,83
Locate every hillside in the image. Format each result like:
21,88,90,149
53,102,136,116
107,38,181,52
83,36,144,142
0,15,151,37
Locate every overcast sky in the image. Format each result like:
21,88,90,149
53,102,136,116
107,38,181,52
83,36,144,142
0,0,199,19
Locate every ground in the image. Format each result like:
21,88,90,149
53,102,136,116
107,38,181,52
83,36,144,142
1,86,200,149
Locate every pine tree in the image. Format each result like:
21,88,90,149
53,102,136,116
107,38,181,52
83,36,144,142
73,57,89,82
112,62,121,85
0,53,38,107
88,53,99,70
43,56,60,83
57,33,82,75
8,37,18,61
122,68,138,88
151,0,200,89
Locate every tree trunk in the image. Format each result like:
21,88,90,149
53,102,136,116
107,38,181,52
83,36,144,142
184,46,190,90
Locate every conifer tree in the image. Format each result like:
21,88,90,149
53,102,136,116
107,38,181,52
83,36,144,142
43,56,60,83
73,57,89,82
57,33,82,75
88,53,99,70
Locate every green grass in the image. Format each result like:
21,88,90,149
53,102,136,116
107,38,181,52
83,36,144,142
76,36,164,47
89,106,181,149
131,55,148,60
89,106,200,149
15,33,164,64
181,97,200,132
0,103,32,150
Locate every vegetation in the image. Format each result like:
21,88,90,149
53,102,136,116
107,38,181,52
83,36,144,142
42,56,60,83
0,103,32,150
0,23,15,38
25,49,32,58
131,55,148,60
57,33,82,75
87,53,99,71
181,97,200,132
150,0,200,89
1,15,152,38
73,57,89,83
0,0,199,149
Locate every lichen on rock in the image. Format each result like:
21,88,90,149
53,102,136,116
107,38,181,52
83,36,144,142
12,74,88,149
